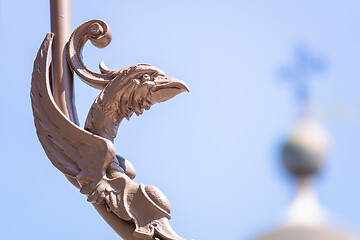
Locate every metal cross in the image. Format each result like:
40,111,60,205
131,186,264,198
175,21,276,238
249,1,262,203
279,45,326,105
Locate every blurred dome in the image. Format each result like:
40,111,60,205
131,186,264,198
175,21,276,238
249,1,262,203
257,226,356,240
256,118,356,240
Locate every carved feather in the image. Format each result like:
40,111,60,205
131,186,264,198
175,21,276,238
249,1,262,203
31,33,116,187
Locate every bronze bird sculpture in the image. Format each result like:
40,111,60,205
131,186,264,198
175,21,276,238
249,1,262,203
31,20,188,240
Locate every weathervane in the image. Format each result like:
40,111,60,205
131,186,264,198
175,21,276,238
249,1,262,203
31,1,188,239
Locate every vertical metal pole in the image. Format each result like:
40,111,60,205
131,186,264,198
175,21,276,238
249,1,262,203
50,0,78,124
49,3,136,238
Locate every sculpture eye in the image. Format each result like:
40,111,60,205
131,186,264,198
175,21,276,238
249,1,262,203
142,74,151,81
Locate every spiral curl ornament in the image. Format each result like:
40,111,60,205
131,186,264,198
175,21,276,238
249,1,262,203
66,19,114,89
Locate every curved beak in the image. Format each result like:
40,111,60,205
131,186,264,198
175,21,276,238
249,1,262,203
149,76,189,104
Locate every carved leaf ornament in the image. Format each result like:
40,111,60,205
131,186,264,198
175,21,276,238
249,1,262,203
31,20,189,240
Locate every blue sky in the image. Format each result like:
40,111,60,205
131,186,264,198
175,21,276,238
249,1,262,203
1,1,360,239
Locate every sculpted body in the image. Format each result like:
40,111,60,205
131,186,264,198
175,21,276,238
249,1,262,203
31,20,188,240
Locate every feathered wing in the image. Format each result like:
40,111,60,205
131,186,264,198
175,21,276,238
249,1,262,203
31,33,116,189
31,34,136,222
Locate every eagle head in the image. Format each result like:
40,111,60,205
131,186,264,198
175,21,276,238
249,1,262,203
134,64,189,106
98,63,189,121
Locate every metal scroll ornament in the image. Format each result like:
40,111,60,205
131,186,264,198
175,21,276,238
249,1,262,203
31,20,189,240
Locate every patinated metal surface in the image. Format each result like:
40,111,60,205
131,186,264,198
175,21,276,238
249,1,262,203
31,18,188,240
50,0,77,123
